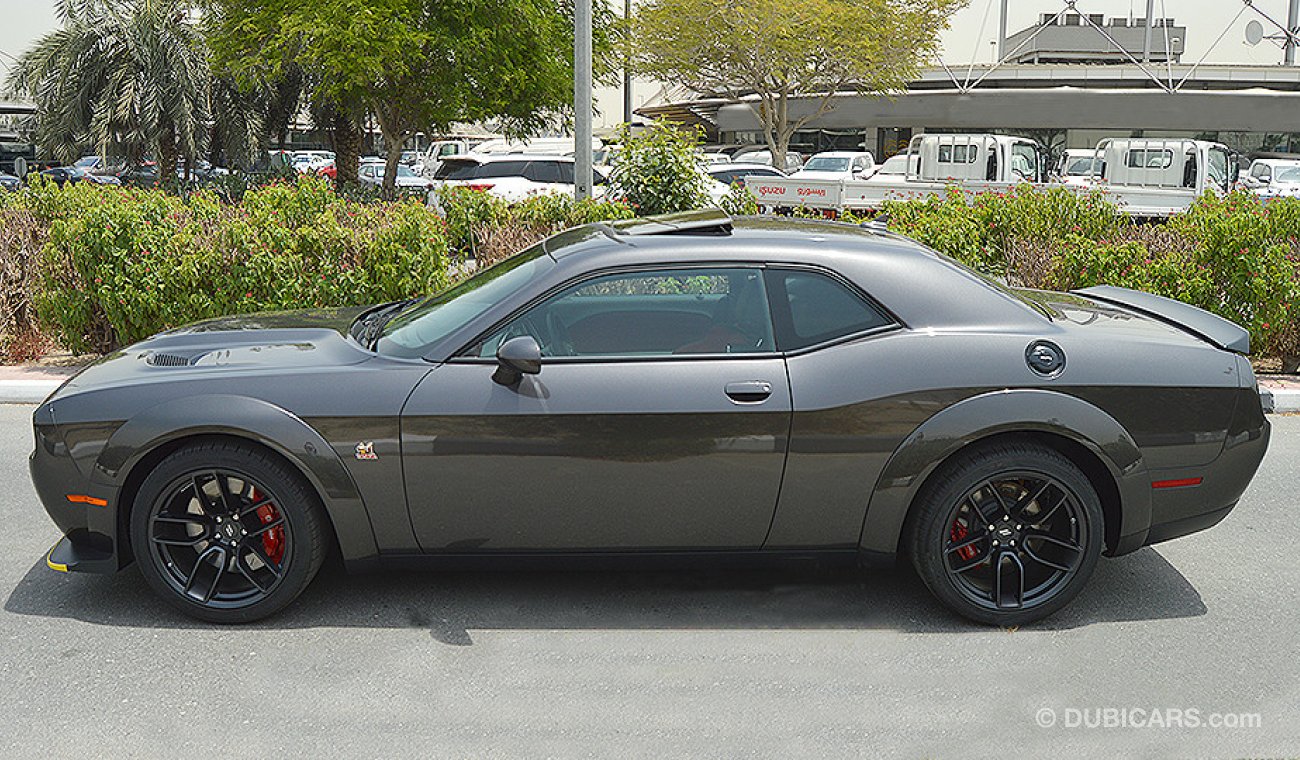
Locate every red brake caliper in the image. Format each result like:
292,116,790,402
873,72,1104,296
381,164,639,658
950,518,979,562
249,487,285,564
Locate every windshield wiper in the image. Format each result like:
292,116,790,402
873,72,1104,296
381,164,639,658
355,298,421,350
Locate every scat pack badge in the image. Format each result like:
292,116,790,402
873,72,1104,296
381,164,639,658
355,441,378,460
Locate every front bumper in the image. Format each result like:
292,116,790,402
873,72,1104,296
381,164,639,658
31,406,124,574
46,536,117,573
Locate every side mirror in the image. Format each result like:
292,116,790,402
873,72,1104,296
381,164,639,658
492,335,542,386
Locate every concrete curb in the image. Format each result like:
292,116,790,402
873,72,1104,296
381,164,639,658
1262,387,1300,414
0,380,62,404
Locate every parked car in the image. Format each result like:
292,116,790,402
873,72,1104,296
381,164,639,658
1252,164,1300,199
32,210,1269,626
358,160,433,191
1239,157,1300,195
0,171,19,191
417,136,500,177
292,151,335,174
1053,149,1103,187
431,153,604,202
704,162,787,204
864,153,920,182
791,151,875,180
731,147,805,172
112,162,160,187
37,166,84,186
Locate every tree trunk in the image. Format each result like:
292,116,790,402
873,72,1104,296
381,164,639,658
374,107,407,201
157,129,177,190
381,134,405,201
332,113,362,192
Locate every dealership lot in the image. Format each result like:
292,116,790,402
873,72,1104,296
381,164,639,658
1,402,1298,757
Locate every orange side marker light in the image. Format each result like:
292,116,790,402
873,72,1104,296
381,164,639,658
66,494,108,507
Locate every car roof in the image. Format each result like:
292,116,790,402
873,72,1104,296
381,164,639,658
709,162,779,171
809,151,871,158
538,211,1043,331
450,153,573,164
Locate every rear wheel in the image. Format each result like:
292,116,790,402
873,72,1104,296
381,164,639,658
906,441,1103,626
129,441,328,623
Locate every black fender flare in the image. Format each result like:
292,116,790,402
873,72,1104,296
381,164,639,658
857,389,1150,560
91,394,379,567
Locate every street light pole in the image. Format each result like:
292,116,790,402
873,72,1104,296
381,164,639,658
623,0,633,125
575,0,593,200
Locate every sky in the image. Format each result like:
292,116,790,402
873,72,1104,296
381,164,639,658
940,0,1296,67
0,1,56,85
1,1,1296,92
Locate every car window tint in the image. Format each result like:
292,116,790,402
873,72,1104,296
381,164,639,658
477,161,531,179
556,161,575,184
434,160,480,180
477,268,775,358
770,270,892,350
526,161,561,183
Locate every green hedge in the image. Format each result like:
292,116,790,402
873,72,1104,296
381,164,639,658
13,176,450,353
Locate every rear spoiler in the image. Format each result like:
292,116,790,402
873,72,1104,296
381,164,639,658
1073,285,1251,354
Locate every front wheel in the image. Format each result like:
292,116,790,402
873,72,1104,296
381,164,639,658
906,441,1104,626
129,441,328,623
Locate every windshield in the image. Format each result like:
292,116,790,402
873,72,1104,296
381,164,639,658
375,245,553,359
803,157,851,172
879,156,907,173
435,159,482,180
74,156,98,168
1065,157,1100,175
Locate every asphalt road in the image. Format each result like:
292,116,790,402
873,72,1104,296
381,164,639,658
1,403,1298,758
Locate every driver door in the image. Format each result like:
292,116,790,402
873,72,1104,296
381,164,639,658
400,266,792,552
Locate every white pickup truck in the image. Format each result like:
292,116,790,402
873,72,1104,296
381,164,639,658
746,134,1237,218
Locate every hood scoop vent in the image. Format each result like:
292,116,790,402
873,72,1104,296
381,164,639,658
144,352,196,367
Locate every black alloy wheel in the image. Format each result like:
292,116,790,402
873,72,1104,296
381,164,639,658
907,441,1103,626
131,441,327,623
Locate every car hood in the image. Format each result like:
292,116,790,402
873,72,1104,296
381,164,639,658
52,306,373,399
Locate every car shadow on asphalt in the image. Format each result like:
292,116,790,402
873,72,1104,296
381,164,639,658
4,547,1205,642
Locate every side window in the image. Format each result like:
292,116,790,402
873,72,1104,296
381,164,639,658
477,268,774,358
525,161,561,183
1011,143,1038,180
556,161,575,185
478,161,530,179
768,270,893,351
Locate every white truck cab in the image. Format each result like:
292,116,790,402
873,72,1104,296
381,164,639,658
907,134,1046,183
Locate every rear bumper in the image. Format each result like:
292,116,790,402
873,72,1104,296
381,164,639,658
1139,410,1270,549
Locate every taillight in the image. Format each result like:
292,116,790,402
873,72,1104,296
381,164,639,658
466,183,495,192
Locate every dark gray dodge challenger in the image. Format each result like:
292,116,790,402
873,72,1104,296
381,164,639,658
31,211,1269,625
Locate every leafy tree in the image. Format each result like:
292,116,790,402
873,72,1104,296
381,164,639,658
632,0,964,166
7,0,214,178
609,122,708,216
211,0,616,198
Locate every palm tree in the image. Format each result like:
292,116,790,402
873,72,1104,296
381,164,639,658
6,0,211,180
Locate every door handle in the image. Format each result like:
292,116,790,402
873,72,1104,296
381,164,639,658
725,381,773,404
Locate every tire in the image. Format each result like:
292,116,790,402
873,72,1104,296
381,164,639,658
129,440,328,623
905,440,1103,626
